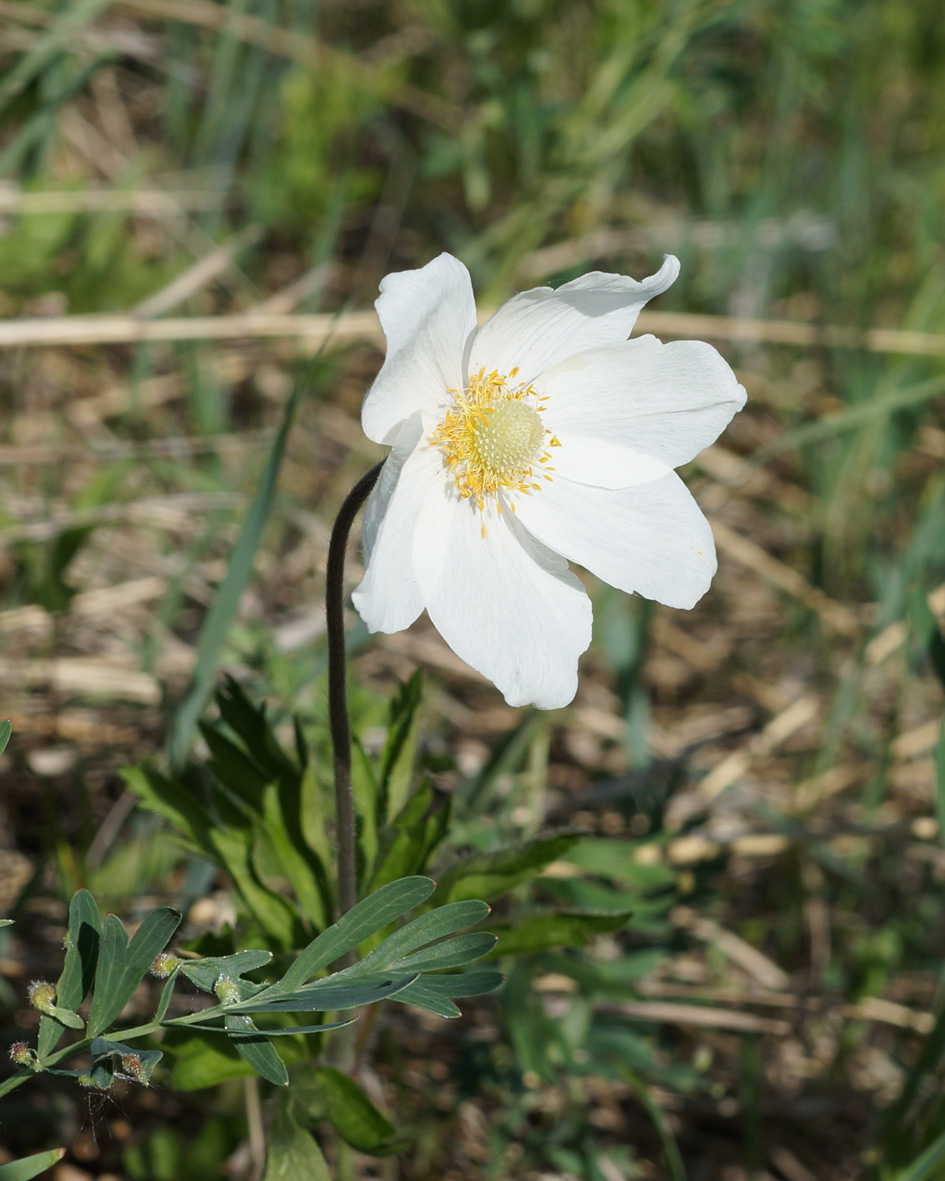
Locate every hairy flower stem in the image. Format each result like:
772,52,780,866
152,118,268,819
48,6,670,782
326,462,384,918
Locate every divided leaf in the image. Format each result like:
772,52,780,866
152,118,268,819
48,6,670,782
38,889,101,1059
87,907,181,1037
270,877,436,996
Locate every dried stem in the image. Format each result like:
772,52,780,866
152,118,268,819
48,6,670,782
325,462,384,918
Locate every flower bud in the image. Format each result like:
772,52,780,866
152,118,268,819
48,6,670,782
9,1041,36,1070
213,975,241,1005
121,1053,148,1086
27,980,57,1016
149,952,181,978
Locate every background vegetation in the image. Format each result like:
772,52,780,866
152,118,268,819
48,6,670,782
1,0,944,1177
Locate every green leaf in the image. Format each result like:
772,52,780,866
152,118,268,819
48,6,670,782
270,877,436,996
90,1037,163,1085
312,1066,402,1154
395,970,504,1019
376,671,423,825
440,833,582,903
369,781,452,892
178,950,273,993
0,719,11,758
458,709,542,815
263,1095,332,1181
38,890,101,1059
937,727,945,853
393,931,497,972
910,587,945,693
45,1005,84,1029
182,1020,351,1037
485,909,634,957
241,974,419,1014
168,362,309,767
389,980,461,1019
888,1125,945,1181
224,1013,288,1086
87,907,181,1038
167,1033,255,1090
122,765,213,856
338,900,490,978
0,1148,66,1181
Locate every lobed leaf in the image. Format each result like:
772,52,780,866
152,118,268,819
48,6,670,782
38,889,101,1059
178,950,274,994
269,877,435,996
336,899,489,978
240,974,419,1014
392,931,497,973
394,969,504,1019
87,907,181,1038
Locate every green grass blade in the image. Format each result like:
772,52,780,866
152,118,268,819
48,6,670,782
0,720,11,758
889,1125,945,1181
168,368,309,768
0,0,113,113
0,1149,66,1181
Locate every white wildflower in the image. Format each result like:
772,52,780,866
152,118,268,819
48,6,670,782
353,253,746,708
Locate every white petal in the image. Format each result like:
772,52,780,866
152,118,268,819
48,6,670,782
352,414,437,634
515,472,717,609
413,496,592,709
468,255,679,385
538,336,746,486
362,254,478,446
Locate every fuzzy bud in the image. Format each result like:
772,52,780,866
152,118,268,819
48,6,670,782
9,1041,39,1071
149,952,181,979
27,980,57,1016
121,1053,148,1086
213,975,241,1005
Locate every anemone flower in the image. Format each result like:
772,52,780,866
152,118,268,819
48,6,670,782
352,253,746,708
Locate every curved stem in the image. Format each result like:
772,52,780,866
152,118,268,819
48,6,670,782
325,462,384,918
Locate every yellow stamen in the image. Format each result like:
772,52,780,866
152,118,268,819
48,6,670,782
430,367,558,513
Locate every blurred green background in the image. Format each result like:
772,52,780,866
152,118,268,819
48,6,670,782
1,1,944,1178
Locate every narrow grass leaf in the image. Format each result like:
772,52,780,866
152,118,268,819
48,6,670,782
0,1148,67,1181
0,720,11,757
168,367,309,767
0,0,113,113
890,1125,945,1181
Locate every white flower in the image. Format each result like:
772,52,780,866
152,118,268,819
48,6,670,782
352,253,746,709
